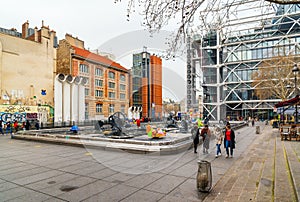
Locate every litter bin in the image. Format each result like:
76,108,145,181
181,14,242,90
196,160,212,192
256,126,260,134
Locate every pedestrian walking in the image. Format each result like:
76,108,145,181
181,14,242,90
215,127,223,157
5,121,12,135
0,120,4,135
25,120,31,130
224,124,235,158
35,121,40,130
13,120,19,133
251,118,255,127
201,124,211,154
193,126,200,153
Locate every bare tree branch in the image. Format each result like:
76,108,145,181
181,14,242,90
115,0,300,58
265,0,300,4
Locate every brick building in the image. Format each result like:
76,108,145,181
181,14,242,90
57,34,130,120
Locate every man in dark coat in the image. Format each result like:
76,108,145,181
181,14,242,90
193,127,200,153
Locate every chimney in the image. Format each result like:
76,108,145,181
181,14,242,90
22,21,29,39
34,27,38,42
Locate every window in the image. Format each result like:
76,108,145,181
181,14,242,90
95,68,103,76
108,82,115,89
79,64,89,73
120,84,126,91
96,104,103,113
85,88,89,96
95,79,103,87
109,92,115,99
109,104,114,113
95,90,103,97
120,93,126,100
108,71,115,79
120,74,126,82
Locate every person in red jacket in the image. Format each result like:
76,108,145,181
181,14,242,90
224,124,236,158
13,120,19,133
136,119,141,128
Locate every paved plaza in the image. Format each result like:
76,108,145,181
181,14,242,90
0,123,299,201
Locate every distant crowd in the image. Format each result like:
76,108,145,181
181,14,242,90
0,119,40,135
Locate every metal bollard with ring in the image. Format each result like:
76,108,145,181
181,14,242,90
196,160,212,192
256,126,260,134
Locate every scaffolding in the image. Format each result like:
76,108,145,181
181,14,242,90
190,0,300,121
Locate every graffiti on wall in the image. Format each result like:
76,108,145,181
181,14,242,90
0,112,26,123
0,105,50,123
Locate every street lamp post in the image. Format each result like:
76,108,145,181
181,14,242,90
292,64,299,123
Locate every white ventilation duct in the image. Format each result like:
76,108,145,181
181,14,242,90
54,74,64,122
81,77,88,85
74,76,81,85
66,74,73,83
57,73,66,82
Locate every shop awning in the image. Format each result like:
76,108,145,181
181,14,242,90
274,95,300,108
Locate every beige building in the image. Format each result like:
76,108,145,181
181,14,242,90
57,34,130,120
0,21,57,107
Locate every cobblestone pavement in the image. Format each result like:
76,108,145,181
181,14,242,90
0,123,299,201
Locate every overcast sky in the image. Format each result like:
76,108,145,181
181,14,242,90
1,0,186,101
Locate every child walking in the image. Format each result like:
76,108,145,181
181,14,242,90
215,127,223,157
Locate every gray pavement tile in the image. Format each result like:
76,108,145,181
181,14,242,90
102,172,137,183
56,179,117,202
69,154,96,162
0,186,37,201
0,181,19,192
11,170,65,185
158,157,196,175
0,164,38,177
100,156,135,167
163,178,202,202
144,175,186,194
5,190,52,202
25,155,69,165
40,176,97,197
86,167,118,179
85,150,128,163
58,161,100,173
25,172,79,190
83,184,138,202
8,153,47,162
70,163,106,176
42,197,67,202
123,173,164,188
1,166,51,181
0,161,28,171
43,159,84,170
170,162,198,178
120,189,164,202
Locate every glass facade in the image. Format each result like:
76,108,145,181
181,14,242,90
193,4,300,121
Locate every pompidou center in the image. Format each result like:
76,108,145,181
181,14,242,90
188,0,300,121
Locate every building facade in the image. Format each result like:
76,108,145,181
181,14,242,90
192,3,300,121
57,34,130,120
131,50,163,120
0,21,57,123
